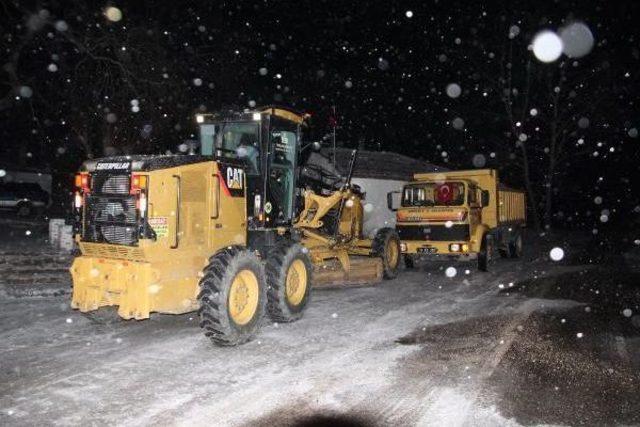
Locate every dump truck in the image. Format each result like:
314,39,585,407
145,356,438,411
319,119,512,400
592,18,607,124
388,169,526,271
70,106,399,346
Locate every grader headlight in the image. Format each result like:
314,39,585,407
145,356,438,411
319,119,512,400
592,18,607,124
74,172,91,209
130,174,149,218
75,172,91,192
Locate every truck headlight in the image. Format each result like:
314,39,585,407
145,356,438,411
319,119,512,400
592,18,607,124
461,244,469,252
449,243,460,252
196,114,205,123
400,243,407,252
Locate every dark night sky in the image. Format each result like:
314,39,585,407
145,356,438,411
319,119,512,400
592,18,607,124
0,0,639,227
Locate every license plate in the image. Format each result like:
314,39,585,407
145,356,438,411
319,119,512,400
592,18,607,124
417,247,438,254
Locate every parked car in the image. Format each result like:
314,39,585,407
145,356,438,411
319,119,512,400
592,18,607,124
0,182,50,217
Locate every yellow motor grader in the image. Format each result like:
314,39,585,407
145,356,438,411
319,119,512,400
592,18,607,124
70,107,399,345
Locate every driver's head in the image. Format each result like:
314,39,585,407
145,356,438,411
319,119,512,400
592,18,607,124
239,133,256,147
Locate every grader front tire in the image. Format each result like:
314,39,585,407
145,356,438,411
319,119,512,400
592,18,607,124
373,228,401,279
266,242,312,323
198,247,266,346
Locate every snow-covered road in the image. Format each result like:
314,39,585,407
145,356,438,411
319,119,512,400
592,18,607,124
1,241,639,426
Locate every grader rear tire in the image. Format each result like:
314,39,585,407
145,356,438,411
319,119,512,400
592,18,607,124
266,242,312,323
198,247,266,346
373,228,401,279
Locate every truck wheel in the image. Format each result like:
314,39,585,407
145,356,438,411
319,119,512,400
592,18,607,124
266,242,312,323
477,234,494,272
198,247,266,346
372,228,401,279
498,247,510,258
404,254,416,269
509,233,523,258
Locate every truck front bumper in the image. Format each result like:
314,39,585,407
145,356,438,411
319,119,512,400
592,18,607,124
400,240,480,256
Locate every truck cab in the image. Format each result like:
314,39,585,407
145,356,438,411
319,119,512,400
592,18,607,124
395,179,487,255
390,169,525,271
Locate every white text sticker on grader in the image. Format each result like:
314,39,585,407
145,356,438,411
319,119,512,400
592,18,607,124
148,217,168,238
220,164,244,197
95,161,131,171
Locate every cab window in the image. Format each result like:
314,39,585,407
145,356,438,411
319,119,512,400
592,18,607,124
199,122,260,175
268,128,297,222
402,182,465,207
467,185,477,205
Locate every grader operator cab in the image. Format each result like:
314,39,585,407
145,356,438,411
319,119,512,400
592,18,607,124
71,106,399,345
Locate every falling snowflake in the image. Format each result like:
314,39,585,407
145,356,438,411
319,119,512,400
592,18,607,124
549,247,564,261
578,117,590,129
532,30,563,63
445,267,457,278
446,83,462,98
559,22,594,58
19,86,33,98
452,117,465,130
105,6,123,22
54,20,68,32
472,154,486,168
508,25,520,39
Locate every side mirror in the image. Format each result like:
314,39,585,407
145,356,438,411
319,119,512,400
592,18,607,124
481,190,490,207
301,141,322,153
387,191,401,211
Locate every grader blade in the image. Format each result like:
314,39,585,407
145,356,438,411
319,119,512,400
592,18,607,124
312,257,383,288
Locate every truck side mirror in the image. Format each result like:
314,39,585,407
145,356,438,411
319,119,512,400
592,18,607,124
387,191,401,211
481,190,490,207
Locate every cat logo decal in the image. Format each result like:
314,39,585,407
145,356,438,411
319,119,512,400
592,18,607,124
226,167,244,190
218,165,245,197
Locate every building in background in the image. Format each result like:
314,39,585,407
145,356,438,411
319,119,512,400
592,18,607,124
307,148,446,238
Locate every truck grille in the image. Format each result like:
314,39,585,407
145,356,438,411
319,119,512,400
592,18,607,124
397,224,469,241
82,172,138,246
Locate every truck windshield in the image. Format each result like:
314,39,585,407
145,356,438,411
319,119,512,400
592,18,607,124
402,182,465,207
199,122,260,175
